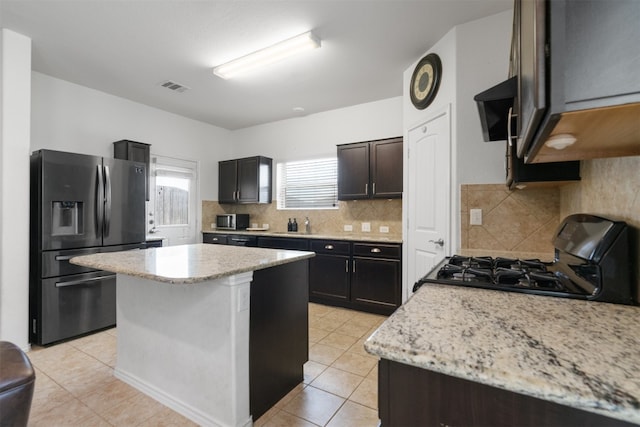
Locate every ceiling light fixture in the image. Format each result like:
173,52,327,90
213,31,321,79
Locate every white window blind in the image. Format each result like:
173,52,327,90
277,158,338,209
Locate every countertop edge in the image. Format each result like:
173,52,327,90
202,229,403,243
70,246,315,284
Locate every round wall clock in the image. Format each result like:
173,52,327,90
410,53,442,110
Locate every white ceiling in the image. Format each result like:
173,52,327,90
1,0,512,130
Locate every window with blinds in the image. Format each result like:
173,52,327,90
277,158,338,209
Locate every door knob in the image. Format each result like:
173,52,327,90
429,238,444,247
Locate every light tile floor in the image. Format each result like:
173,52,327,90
26,303,385,426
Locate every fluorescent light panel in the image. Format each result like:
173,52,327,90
213,31,320,79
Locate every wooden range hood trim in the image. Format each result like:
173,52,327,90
527,102,640,163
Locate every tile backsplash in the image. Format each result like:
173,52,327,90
202,199,402,239
560,156,640,301
460,184,560,254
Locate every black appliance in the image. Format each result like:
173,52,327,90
473,77,580,189
30,149,146,345
413,214,635,305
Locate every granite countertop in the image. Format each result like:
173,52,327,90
365,284,640,424
70,243,314,284
202,229,402,244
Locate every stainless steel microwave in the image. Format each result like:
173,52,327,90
216,214,249,230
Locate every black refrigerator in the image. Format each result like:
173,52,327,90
29,149,146,345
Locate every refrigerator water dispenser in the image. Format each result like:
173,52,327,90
52,201,83,236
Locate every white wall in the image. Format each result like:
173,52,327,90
456,10,512,185
231,97,403,162
31,72,233,203
401,10,513,256
0,29,31,349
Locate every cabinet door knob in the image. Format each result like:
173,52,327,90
325,244,334,250
371,248,381,253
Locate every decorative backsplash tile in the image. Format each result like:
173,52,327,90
202,199,403,239
560,156,640,301
460,184,560,254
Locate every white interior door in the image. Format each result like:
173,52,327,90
406,106,451,300
149,155,198,246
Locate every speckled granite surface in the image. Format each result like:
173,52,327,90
202,230,402,243
365,284,640,424
71,243,314,284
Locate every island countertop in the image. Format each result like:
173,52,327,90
70,243,314,284
365,284,640,424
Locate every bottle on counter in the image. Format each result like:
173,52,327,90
287,218,293,232
292,218,298,232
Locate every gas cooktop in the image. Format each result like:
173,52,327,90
413,214,635,305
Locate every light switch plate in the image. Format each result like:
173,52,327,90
470,209,483,225
361,222,371,232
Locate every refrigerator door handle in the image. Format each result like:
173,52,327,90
96,165,104,238
55,274,116,288
104,165,112,237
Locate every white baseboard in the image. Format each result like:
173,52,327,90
115,367,253,427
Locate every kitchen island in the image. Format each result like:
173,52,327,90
365,284,640,426
72,244,314,427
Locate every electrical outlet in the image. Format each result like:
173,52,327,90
379,226,389,233
361,222,371,232
262,224,269,230
470,209,483,225
211,223,216,229
344,224,353,232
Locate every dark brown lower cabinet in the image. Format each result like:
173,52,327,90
250,260,309,420
309,240,401,315
378,359,635,427
351,257,400,312
309,253,350,302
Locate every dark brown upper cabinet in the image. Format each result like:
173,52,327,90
513,0,640,164
113,139,150,201
218,156,272,204
337,137,403,200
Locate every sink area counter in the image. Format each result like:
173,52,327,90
203,229,402,243
71,243,314,284
365,284,640,425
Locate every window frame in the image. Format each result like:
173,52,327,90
276,156,339,210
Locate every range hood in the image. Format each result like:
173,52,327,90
473,76,516,141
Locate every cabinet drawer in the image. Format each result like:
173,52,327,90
203,233,228,245
353,243,401,259
310,240,350,255
258,237,309,250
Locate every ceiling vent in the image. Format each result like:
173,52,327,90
159,80,190,93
